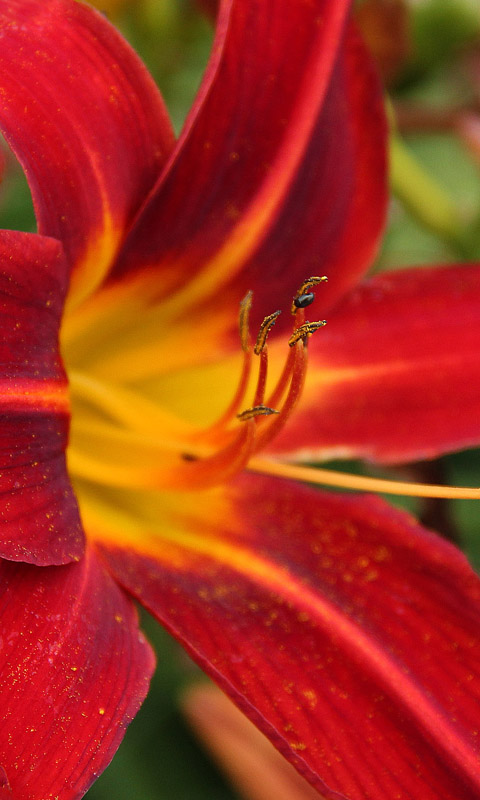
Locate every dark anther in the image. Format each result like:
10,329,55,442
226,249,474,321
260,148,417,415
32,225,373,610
291,276,327,315
293,292,315,309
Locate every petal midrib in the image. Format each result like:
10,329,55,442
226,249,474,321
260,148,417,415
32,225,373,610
145,530,480,791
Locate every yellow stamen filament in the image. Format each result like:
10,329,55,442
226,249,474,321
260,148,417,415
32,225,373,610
248,458,480,500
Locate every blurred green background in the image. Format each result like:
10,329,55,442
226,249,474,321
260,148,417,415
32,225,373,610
1,0,480,797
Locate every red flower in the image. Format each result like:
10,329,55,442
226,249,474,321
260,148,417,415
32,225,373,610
0,1,479,799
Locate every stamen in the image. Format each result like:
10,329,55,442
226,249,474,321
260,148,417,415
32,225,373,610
239,291,253,352
239,310,281,419
247,458,480,500
253,341,308,453
69,417,258,491
203,293,254,432
173,421,257,489
237,405,279,421
293,292,315,309
266,345,297,409
254,310,281,355
288,320,327,347
253,348,269,407
291,275,328,315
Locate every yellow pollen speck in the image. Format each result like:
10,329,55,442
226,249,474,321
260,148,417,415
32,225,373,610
374,545,390,562
70,666,78,672
290,742,306,751
302,689,317,709
98,707,105,715
114,614,123,623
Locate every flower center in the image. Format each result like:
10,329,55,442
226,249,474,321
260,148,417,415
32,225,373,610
65,277,328,493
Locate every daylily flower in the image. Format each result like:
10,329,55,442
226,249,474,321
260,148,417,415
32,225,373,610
0,1,480,799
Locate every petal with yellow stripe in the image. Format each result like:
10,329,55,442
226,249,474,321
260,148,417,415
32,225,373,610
0,0,175,308
269,266,480,464
107,7,386,334
85,473,480,800
0,230,82,565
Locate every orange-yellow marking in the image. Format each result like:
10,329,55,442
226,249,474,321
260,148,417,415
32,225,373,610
0,381,69,412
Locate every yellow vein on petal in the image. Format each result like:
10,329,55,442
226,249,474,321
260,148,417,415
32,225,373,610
86,504,480,794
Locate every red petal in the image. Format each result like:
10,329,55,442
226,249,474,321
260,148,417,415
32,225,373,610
0,546,154,800
270,265,480,463
0,230,83,565
0,0,174,305
97,475,480,800
112,5,387,329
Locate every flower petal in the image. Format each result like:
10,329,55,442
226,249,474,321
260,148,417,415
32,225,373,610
0,0,175,307
109,3,386,329
92,475,480,800
269,265,480,464
0,230,83,565
0,546,154,800
62,15,387,381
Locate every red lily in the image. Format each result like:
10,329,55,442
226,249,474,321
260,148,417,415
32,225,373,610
0,1,480,799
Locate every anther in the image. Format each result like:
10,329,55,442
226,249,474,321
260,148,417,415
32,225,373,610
237,405,279,421
288,320,327,347
291,276,328,315
294,292,315,309
254,310,282,355
239,291,253,352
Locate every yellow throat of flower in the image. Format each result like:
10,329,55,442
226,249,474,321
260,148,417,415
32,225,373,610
63,276,480,504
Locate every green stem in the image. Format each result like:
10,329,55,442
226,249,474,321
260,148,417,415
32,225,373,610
390,134,464,247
